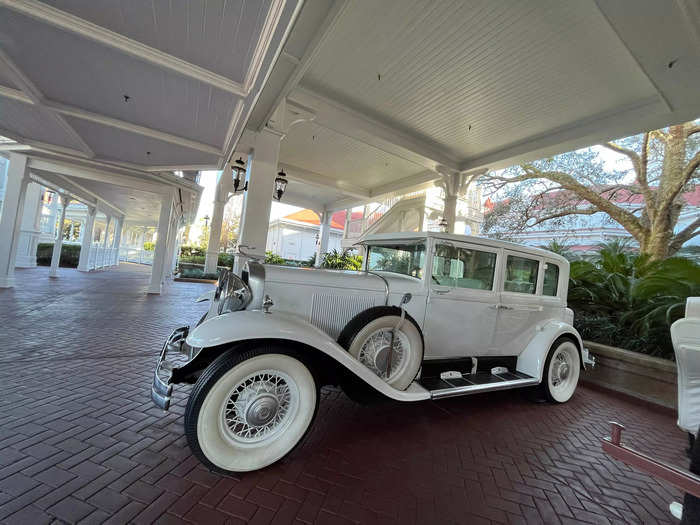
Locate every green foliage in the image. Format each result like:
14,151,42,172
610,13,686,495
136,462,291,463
36,243,81,268
320,249,363,270
538,240,575,261
569,241,700,360
179,245,205,257
178,252,234,269
264,251,285,265
143,241,155,251
178,268,220,280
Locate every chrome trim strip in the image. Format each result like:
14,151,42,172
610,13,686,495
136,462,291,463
430,377,539,399
365,271,390,305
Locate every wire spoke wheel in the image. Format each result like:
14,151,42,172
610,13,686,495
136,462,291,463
358,328,408,381
544,340,580,403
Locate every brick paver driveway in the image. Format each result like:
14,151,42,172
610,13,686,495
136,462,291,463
0,264,690,524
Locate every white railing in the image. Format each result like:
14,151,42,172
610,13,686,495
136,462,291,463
84,245,120,270
119,247,154,265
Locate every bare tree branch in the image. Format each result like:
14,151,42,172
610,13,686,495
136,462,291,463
686,125,700,138
686,150,700,181
670,216,700,253
528,207,598,226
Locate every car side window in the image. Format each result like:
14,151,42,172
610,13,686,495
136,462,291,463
503,255,539,294
432,244,497,290
542,263,559,297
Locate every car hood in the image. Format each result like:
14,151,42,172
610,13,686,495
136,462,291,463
263,265,424,294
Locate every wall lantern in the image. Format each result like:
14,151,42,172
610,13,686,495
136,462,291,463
231,157,248,193
438,217,449,232
274,170,288,201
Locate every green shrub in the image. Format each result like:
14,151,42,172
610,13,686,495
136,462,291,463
320,249,363,270
178,268,219,280
178,252,234,268
36,243,81,268
179,245,205,257
143,241,155,251
264,251,285,265
568,241,700,360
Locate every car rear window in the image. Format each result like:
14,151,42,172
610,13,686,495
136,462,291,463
542,263,559,296
504,255,539,294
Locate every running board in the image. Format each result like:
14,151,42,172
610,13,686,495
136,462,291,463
420,371,539,399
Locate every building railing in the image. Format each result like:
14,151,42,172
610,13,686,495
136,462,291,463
84,245,119,271
119,247,154,265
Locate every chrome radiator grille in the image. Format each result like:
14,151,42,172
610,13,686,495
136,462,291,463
310,294,378,339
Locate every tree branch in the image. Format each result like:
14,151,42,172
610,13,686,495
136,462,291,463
528,207,598,226
669,216,700,253
685,125,700,138
686,150,700,181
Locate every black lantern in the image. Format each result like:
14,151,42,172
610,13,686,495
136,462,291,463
231,157,248,193
274,169,288,201
438,217,449,232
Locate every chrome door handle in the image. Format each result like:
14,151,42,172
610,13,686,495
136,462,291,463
490,304,513,310
433,289,450,295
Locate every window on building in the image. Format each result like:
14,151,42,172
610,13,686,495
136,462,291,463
432,244,497,290
542,263,559,296
504,255,539,294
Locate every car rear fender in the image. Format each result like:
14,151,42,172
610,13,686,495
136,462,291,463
516,321,584,381
186,310,430,402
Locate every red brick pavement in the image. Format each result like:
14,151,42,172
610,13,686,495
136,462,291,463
0,264,690,524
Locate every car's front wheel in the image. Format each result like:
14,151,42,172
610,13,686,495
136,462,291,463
184,346,318,473
541,338,580,403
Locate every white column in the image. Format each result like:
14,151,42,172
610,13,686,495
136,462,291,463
49,194,69,278
234,129,282,274
102,215,112,248
148,193,174,294
113,217,123,266
164,213,179,280
204,170,233,274
443,195,457,233
0,153,30,288
77,205,96,272
15,182,43,268
343,208,351,239
314,210,331,268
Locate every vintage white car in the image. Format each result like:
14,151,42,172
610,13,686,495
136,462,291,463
152,232,594,473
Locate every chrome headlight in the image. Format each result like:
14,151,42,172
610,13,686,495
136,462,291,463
216,270,252,315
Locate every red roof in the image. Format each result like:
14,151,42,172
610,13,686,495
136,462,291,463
282,209,362,230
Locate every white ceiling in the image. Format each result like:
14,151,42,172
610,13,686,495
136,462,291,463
251,0,700,211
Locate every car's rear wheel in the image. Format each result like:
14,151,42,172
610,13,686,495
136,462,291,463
184,346,318,473
339,307,423,391
541,338,580,403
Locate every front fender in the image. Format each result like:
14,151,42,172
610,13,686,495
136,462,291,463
186,310,430,402
516,321,584,381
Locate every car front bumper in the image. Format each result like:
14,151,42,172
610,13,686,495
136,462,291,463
151,326,190,410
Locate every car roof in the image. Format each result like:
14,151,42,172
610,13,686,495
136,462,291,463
358,231,568,263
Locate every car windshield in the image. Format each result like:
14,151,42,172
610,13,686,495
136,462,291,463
366,242,426,279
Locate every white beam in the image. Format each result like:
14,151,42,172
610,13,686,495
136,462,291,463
278,162,369,199
0,49,94,157
0,85,222,156
29,172,97,208
289,86,460,172
258,0,350,132
0,0,246,97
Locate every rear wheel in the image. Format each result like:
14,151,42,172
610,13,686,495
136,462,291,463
541,338,580,403
184,346,318,473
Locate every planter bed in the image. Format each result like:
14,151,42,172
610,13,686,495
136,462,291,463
582,340,677,409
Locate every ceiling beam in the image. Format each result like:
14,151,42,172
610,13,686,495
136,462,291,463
0,0,246,97
29,172,97,208
0,85,222,156
288,86,459,172
0,49,94,158
278,162,369,200
243,0,288,93
258,0,350,132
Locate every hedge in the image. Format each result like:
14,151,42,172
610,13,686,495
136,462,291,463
36,243,81,268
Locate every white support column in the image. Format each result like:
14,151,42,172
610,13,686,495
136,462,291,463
112,217,123,266
0,153,30,288
148,193,174,294
314,210,331,268
204,169,234,274
164,213,179,280
343,208,351,239
102,215,112,248
15,182,43,268
77,205,97,272
49,194,69,278
234,129,282,273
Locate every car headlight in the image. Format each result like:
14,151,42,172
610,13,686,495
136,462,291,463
216,270,252,315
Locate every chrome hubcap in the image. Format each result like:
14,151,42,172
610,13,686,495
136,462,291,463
222,370,296,444
359,328,407,379
551,352,570,387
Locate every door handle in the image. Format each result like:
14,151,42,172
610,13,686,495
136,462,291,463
433,289,450,295
490,304,513,310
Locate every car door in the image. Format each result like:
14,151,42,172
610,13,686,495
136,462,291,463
492,251,551,356
423,240,501,358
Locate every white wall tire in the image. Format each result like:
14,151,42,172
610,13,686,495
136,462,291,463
184,348,317,473
339,307,423,391
542,339,580,403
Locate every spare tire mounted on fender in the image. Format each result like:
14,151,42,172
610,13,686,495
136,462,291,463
338,306,424,390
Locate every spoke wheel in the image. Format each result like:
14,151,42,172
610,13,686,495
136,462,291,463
185,348,317,473
543,339,580,403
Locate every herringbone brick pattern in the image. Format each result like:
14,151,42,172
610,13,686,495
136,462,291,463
0,264,689,524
